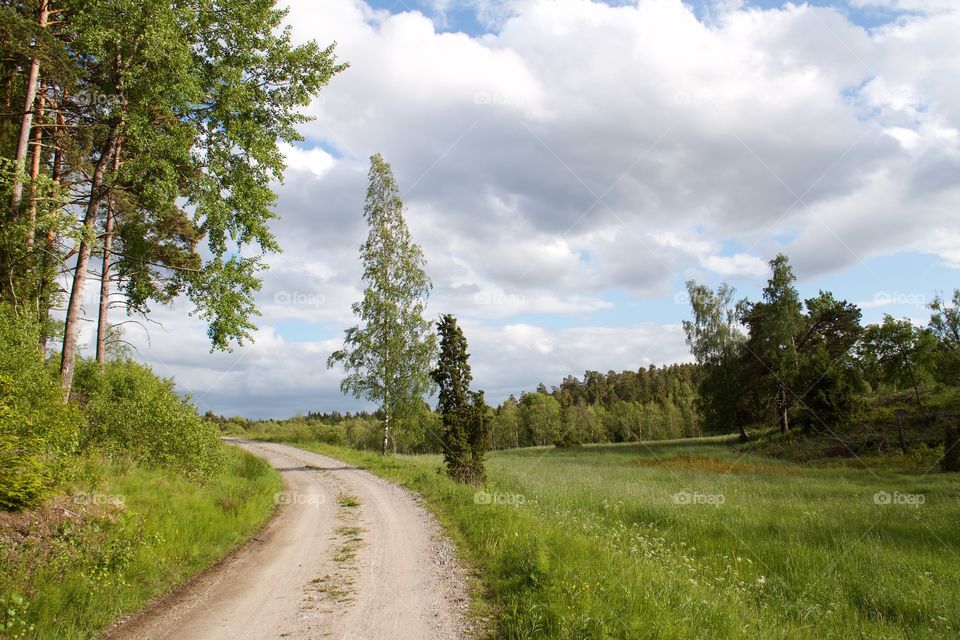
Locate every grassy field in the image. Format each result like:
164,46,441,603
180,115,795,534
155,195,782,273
276,437,960,639
0,445,281,640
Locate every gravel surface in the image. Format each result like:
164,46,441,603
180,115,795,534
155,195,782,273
103,440,474,640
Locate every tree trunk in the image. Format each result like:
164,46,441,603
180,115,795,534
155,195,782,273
778,386,790,434
38,104,64,353
10,0,48,213
95,144,121,364
896,414,906,454
26,79,45,253
381,413,390,456
942,423,960,472
95,207,114,364
60,128,120,398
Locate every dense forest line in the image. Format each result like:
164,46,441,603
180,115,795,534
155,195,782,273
222,254,959,466
213,362,704,453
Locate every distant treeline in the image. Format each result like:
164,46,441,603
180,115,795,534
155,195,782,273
214,363,703,452
488,364,702,449
214,254,960,459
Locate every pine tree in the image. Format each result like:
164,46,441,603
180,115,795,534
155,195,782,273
0,0,346,394
432,314,489,484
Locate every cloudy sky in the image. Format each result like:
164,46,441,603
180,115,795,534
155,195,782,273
76,0,959,418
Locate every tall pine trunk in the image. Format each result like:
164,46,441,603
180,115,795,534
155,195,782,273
26,79,45,253
38,104,64,353
95,204,114,364
10,0,48,213
95,144,121,364
60,128,119,397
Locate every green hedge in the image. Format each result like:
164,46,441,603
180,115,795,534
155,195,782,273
74,359,223,477
0,303,225,509
0,308,81,509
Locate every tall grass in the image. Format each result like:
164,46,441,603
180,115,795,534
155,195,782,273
284,438,960,639
0,445,280,640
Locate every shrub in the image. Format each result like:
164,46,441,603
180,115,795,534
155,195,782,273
554,428,582,449
942,423,960,472
75,359,223,477
0,307,82,509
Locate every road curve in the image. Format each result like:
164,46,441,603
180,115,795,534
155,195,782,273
103,440,471,640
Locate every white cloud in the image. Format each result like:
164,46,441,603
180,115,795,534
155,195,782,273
701,253,769,278
279,142,336,178
77,0,960,416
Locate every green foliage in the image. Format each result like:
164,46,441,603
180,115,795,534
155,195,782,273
553,427,582,448
2,0,346,378
792,291,864,432
0,158,65,315
298,439,960,639
432,314,490,484
691,259,865,438
795,344,861,432
74,359,223,476
941,423,960,472
0,592,34,638
929,289,960,382
520,391,562,446
682,280,747,436
859,316,936,409
328,154,437,454
0,446,280,639
742,254,804,433
490,395,521,449
0,306,81,509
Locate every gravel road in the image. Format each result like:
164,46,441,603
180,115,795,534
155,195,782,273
103,440,472,640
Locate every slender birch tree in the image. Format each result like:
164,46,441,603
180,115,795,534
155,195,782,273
328,154,437,455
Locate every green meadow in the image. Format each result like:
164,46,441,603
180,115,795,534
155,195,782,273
282,437,960,639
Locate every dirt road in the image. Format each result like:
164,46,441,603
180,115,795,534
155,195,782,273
104,440,471,640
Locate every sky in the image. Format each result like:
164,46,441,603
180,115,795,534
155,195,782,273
71,0,960,418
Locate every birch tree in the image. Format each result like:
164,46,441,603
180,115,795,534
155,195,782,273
328,154,437,455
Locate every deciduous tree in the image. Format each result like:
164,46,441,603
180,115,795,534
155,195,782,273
859,316,936,409
328,154,437,455
682,280,748,438
742,254,803,433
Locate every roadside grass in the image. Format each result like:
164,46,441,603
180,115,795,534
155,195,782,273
276,438,960,639
0,445,280,640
